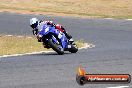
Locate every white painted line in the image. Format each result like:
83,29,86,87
5,35,13,37
104,18,114,20
104,18,132,21
107,86,130,88
4,35,34,38
0,51,54,58
27,37,33,38
0,43,94,58
126,19,132,21
17,36,24,38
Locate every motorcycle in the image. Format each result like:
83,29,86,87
39,25,78,55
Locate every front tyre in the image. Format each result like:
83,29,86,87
48,39,64,55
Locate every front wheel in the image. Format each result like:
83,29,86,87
48,39,64,55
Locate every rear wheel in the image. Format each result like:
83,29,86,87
48,39,64,55
69,44,78,53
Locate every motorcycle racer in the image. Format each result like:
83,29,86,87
30,17,74,48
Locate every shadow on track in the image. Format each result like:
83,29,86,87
31,52,72,56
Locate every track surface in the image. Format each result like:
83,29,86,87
0,12,132,88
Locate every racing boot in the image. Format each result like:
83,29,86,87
63,31,74,44
69,38,75,45
60,26,75,45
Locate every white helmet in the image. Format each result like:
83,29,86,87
30,18,39,29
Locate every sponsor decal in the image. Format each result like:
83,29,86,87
76,67,131,85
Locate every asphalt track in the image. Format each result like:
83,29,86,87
0,12,132,88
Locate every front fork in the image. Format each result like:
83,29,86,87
52,30,67,49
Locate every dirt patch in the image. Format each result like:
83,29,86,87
0,0,132,18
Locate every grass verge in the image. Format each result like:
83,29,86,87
0,0,132,18
0,35,85,56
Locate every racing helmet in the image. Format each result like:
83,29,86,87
30,18,39,29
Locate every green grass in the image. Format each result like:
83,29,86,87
0,36,85,56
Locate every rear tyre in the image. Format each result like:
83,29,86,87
48,39,64,55
69,44,78,53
